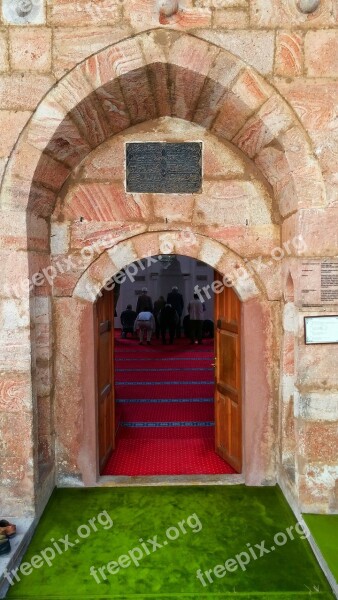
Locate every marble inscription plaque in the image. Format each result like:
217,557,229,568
126,142,202,193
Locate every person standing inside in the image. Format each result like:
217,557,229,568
134,311,155,345
167,286,184,338
188,293,204,345
153,295,166,339
159,303,179,345
120,304,137,338
136,287,153,315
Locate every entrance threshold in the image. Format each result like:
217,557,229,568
99,473,244,487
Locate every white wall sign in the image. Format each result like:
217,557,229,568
304,316,338,345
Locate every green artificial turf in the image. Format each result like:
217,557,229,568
303,514,338,581
6,486,334,599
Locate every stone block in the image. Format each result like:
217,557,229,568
305,30,338,77
198,238,224,268
153,194,195,223
0,30,9,72
249,259,282,301
282,332,295,375
48,0,122,26
215,252,260,301
69,222,147,252
0,298,30,330
3,176,55,217
94,79,131,134
0,111,31,158
52,272,81,298
71,92,118,149
299,420,338,462
0,74,55,111
52,25,132,78
64,182,151,223
36,359,52,397
193,180,272,226
35,319,53,361
37,396,52,436
80,136,124,181
119,67,157,124
283,208,338,257
0,413,33,459
195,30,275,75
34,296,51,324
0,327,31,372
51,223,70,256
233,95,294,158
0,372,32,412
131,232,159,260
0,210,47,252
29,251,53,296
53,68,95,115
204,224,280,258
0,457,26,486
9,27,52,73
0,250,29,296
275,79,338,134
169,33,220,76
34,153,71,192
84,252,117,289
0,157,7,184
250,0,335,28
298,393,338,422
297,340,338,390
213,8,249,28
275,31,303,77
299,464,338,512
108,240,138,272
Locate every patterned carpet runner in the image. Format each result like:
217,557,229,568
103,334,235,475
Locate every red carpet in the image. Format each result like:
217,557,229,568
103,333,236,476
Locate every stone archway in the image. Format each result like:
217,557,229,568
53,232,277,488
0,29,326,517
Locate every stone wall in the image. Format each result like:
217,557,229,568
0,0,337,516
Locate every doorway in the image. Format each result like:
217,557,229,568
95,257,242,477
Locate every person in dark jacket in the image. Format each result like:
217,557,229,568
120,305,137,338
136,287,153,315
166,286,184,338
159,303,179,345
153,295,166,339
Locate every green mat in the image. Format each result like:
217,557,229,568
303,514,338,582
6,486,334,599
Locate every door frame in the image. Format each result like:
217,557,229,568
93,297,273,485
56,241,277,489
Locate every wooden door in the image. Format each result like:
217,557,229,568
214,273,242,472
96,287,115,474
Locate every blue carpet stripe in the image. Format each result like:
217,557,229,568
116,367,213,372
121,421,215,427
115,381,213,386
116,398,213,404
115,357,212,361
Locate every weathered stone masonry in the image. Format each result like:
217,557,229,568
0,0,337,518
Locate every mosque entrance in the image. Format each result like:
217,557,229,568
95,256,242,477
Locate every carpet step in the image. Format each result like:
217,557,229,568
117,402,214,423
104,433,235,475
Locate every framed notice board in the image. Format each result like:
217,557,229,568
304,316,338,345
